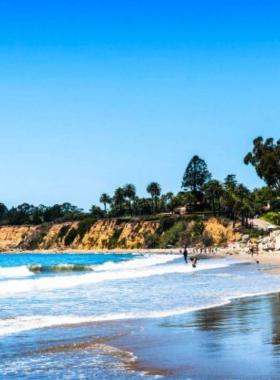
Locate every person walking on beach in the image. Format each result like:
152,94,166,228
183,247,188,263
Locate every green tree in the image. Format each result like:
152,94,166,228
253,186,275,211
114,187,125,216
0,203,8,221
182,156,211,197
234,184,254,226
203,180,224,216
123,184,136,216
99,193,111,215
146,182,162,213
224,174,238,192
221,189,237,220
134,197,152,216
90,205,104,218
244,136,280,192
163,192,176,213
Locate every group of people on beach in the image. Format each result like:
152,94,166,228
192,247,218,254
183,248,198,268
181,246,219,268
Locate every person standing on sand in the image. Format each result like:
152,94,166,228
183,247,188,263
250,244,254,257
254,244,259,256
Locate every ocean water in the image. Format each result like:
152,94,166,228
1,253,280,379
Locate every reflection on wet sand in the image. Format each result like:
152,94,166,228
114,293,280,379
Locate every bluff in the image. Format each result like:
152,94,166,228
0,217,239,252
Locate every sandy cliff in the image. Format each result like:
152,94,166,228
0,226,38,251
0,217,239,252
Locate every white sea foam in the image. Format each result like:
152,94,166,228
0,266,34,278
95,254,177,271
0,256,228,295
0,254,175,279
2,254,280,337
0,302,230,337
2,287,280,337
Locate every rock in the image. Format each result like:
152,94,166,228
241,234,250,242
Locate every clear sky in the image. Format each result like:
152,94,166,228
0,0,280,210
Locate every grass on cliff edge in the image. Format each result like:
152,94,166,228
260,212,280,226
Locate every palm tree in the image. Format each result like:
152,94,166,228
234,184,254,226
99,193,111,215
203,180,224,216
160,192,174,213
123,184,136,216
114,187,125,216
134,197,152,216
221,190,237,220
235,184,250,199
146,182,162,214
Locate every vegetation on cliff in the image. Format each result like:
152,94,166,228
0,136,279,246
0,217,241,251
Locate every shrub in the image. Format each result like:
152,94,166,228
108,229,122,249
202,231,214,247
27,232,47,250
64,228,78,246
248,229,270,239
118,238,126,247
156,218,176,234
261,212,280,225
192,221,205,237
77,218,96,241
178,215,202,222
159,221,187,248
145,233,160,248
58,225,70,241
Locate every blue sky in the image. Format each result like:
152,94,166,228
0,0,280,210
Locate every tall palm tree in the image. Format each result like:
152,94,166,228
203,180,224,216
123,184,136,216
99,193,111,215
114,187,125,216
235,184,250,199
234,184,254,226
146,182,162,214
134,197,152,216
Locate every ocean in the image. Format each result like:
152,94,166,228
1,253,280,379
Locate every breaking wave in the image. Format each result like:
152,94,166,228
28,264,95,273
0,255,228,295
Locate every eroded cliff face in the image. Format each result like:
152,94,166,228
0,219,161,251
0,226,38,251
203,218,242,245
0,217,239,252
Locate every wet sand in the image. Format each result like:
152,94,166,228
21,292,280,379
110,292,280,379
221,251,280,275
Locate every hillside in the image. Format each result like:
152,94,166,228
0,217,242,252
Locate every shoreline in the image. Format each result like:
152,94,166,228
218,249,280,275
109,292,280,379
0,248,183,255
3,247,280,274
3,252,280,378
